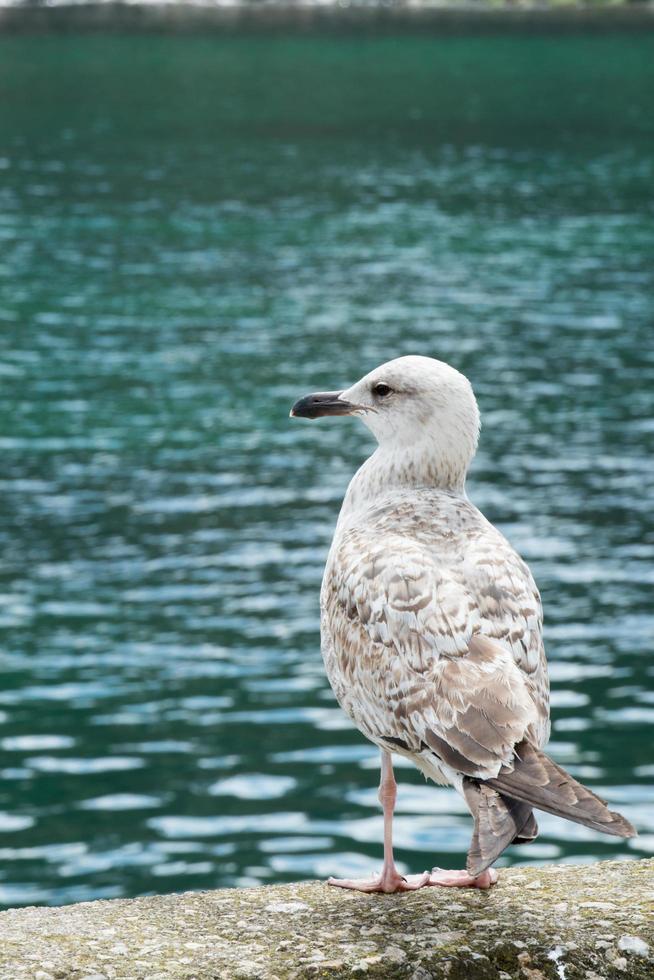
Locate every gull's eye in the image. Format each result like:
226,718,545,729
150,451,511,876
373,382,392,398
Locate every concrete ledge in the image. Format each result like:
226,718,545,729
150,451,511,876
1,3,654,36
0,858,652,979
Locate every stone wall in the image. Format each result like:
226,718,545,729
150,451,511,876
0,858,652,979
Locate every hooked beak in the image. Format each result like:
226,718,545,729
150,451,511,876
289,390,356,420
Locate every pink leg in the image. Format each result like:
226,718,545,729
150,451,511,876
428,867,498,889
328,750,430,894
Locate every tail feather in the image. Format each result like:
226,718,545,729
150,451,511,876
487,741,636,839
463,778,538,877
513,808,538,844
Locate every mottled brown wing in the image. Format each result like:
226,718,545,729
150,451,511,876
322,532,541,780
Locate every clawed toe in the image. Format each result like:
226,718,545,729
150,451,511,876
428,867,498,889
327,869,430,894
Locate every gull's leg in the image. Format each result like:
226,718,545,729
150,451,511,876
428,867,498,889
328,750,430,893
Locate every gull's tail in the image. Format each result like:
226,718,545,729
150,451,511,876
464,741,636,878
463,779,538,878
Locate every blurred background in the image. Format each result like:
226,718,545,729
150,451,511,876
0,21,652,909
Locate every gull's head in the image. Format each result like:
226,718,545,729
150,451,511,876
290,355,480,489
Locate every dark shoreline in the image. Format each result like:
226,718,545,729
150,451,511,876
1,2,654,36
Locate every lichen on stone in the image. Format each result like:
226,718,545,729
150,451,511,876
0,859,651,979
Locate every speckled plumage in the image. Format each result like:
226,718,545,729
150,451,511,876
321,488,550,788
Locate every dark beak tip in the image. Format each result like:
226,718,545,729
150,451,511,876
289,390,352,420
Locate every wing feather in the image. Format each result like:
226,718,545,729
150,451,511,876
322,527,542,780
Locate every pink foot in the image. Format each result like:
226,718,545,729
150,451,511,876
428,867,498,890
327,869,430,894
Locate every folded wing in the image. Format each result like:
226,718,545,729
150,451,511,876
323,532,541,780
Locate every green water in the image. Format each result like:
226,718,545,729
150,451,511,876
0,36,652,907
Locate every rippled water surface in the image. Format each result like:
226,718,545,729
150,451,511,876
0,36,652,907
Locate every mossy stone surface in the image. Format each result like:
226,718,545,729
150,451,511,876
0,859,651,979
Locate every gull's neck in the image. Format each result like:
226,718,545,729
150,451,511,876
338,440,469,527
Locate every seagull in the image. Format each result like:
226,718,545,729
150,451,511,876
290,355,636,893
